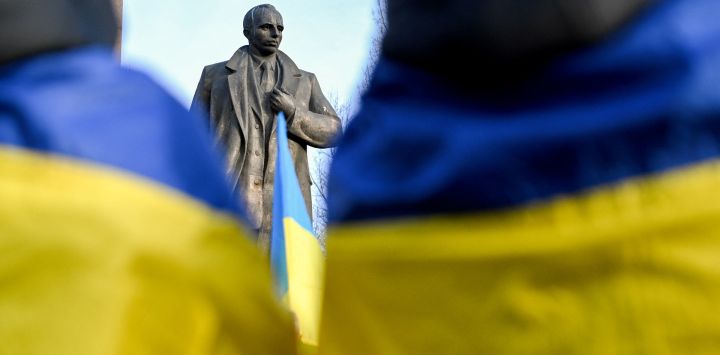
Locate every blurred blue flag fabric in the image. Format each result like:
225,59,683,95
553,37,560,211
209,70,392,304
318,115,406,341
271,112,324,345
327,0,720,223
0,46,241,216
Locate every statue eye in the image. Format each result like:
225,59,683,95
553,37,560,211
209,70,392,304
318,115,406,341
278,26,284,32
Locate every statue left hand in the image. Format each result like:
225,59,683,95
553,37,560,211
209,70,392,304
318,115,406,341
270,88,296,118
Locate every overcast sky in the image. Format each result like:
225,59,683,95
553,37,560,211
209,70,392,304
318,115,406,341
122,0,378,108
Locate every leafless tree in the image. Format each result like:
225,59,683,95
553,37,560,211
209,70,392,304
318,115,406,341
361,0,388,88
311,94,349,245
311,0,387,243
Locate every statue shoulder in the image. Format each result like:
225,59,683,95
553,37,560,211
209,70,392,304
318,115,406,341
300,70,315,78
302,70,321,84
202,61,231,78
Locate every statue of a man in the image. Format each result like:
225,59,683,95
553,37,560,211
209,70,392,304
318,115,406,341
191,4,341,250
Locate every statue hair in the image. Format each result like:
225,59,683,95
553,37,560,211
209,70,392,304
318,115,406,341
243,4,279,31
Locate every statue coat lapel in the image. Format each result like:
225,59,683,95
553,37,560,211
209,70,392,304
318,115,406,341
277,50,302,97
225,46,263,143
271,51,303,136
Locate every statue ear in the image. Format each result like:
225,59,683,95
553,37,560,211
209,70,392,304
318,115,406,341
243,29,250,39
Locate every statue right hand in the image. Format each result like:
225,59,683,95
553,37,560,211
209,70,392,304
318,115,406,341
270,88,296,118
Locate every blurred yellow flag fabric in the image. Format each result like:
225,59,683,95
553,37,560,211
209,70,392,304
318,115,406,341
0,148,297,355
320,160,720,355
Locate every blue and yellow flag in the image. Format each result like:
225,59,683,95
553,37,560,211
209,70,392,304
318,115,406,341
320,0,720,353
271,112,325,345
0,46,297,355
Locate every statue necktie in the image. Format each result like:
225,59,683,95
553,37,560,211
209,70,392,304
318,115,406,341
260,62,275,132
260,62,273,94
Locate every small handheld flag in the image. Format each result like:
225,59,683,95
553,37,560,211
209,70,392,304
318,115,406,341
270,112,325,345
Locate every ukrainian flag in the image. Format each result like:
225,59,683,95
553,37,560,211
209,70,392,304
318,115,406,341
0,46,296,355
320,0,720,353
271,112,325,346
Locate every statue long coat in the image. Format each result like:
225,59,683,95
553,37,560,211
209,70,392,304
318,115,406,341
191,46,341,249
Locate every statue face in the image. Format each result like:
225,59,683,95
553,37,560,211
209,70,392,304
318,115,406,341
245,8,284,56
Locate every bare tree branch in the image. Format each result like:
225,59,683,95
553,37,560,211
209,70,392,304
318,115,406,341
376,0,388,34
312,0,387,241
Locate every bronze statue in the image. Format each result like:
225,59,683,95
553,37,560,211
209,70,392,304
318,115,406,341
191,4,341,251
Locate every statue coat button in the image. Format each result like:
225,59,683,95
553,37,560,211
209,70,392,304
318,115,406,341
255,124,260,129
254,179,261,186
254,150,260,156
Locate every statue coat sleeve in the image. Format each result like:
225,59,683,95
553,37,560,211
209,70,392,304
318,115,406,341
286,73,342,148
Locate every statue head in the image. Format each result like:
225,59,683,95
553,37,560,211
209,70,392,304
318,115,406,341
243,4,284,56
